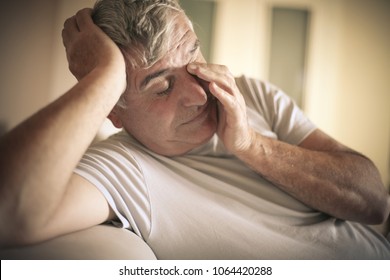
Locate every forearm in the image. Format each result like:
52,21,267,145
235,131,390,224
186,62,389,224
0,67,124,239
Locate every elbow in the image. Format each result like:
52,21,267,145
1,224,37,249
0,216,49,249
366,195,390,225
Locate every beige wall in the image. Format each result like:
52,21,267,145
0,0,94,132
212,0,390,188
49,0,95,100
0,0,56,131
1,0,389,187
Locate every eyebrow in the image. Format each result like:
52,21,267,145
140,68,170,90
139,39,201,90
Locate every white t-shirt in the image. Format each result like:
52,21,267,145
75,76,390,259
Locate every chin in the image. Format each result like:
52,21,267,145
155,129,215,157
148,116,217,156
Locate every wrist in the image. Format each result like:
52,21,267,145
233,131,273,175
233,129,258,157
90,63,127,96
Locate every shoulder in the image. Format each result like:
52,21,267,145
235,75,285,110
235,75,316,145
87,130,145,158
235,75,278,96
76,130,146,184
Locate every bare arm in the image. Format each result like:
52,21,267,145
0,9,125,247
187,63,390,224
236,129,390,224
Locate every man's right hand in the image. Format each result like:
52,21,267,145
62,8,126,87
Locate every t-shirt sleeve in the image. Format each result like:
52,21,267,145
237,76,316,145
73,136,150,238
268,84,316,144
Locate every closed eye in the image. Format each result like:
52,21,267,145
156,77,175,96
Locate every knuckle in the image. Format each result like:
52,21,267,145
63,16,74,28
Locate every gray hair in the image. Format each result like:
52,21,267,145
92,0,188,107
92,0,185,69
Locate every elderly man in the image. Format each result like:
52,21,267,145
0,0,389,259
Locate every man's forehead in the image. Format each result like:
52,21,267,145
137,40,197,88
126,13,196,91
169,12,194,44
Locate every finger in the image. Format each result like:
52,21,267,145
187,63,235,94
75,8,94,30
62,8,93,48
209,82,237,113
62,16,79,47
187,63,220,82
63,15,79,32
187,63,231,78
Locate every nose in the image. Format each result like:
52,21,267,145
178,70,209,107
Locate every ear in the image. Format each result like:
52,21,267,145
108,108,123,129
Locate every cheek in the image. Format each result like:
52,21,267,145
148,102,179,131
124,100,178,133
